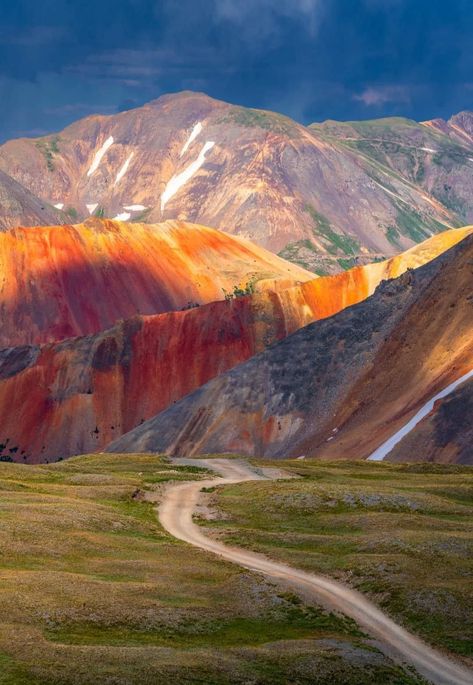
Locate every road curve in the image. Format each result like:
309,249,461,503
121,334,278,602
158,458,473,685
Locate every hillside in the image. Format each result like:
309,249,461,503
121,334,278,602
0,217,311,347
2,92,473,273
385,376,473,464
0,228,467,463
107,233,473,463
0,168,66,231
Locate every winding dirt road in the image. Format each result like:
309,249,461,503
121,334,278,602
158,458,473,685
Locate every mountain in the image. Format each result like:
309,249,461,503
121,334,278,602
422,110,473,147
0,227,468,463
107,231,473,463
2,92,473,273
0,168,66,231
0,217,311,347
311,112,473,233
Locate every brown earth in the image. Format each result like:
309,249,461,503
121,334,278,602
385,377,473,464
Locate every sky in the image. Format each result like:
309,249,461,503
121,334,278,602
0,0,472,141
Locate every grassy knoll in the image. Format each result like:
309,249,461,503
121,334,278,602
205,460,473,665
0,454,424,684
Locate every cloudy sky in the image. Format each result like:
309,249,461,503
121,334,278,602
0,0,472,141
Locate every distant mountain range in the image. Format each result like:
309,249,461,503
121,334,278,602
2,91,473,273
0,92,472,466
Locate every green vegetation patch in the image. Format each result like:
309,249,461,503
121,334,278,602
392,201,451,242
64,206,78,221
218,107,299,138
386,225,401,246
304,204,361,256
45,602,360,648
337,257,357,270
0,651,39,685
35,135,61,172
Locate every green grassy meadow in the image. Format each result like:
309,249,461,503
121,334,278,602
0,454,426,684
205,460,473,663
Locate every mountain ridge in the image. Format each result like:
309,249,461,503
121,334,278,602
0,227,469,463
2,92,473,273
0,217,311,347
106,231,473,463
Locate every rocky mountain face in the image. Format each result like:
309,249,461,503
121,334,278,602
385,378,473,464
107,232,473,464
0,227,467,463
0,169,66,231
1,92,473,273
0,218,311,347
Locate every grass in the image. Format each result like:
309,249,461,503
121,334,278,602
0,454,424,684
386,225,402,246
35,136,60,172
217,107,299,138
206,460,473,663
304,204,361,256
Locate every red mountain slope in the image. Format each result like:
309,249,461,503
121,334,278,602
106,233,473,463
0,217,312,347
0,228,469,463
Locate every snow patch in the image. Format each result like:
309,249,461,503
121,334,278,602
372,179,405,203
114,153,134,185
367,368,473,461
420,147,436,153
180,121,202,157
161,140,215,211
87,136,114,177
113,212,131,221
53,203,64,210
123,204,147,211
86,203,99,215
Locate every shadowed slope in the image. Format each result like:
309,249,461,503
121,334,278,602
0,217,311,347
107,234,473,463
384,377,473,464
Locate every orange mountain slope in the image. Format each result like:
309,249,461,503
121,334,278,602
107,232,473,463
0,227,469,463
0,218,312,347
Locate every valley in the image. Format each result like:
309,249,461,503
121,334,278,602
0,87,472,685
0,453,431,685
3,3,473,684
0,453,471,684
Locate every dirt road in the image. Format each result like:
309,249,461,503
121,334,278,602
158,458,473,685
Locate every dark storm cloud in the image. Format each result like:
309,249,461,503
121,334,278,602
0,0,472,141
